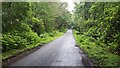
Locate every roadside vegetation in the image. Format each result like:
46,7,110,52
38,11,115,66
2,31,63,60
2,2,72,60
74,31,120,66
73,2,120,66
2,2,120,67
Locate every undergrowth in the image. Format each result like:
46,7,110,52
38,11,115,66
1,23,63,60
74,30,120,66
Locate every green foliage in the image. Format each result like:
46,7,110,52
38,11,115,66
74,2,120,55
74,31,120,66
2,34,27,52
2,31,63,60
55,11,72,31
2,2,69,53
2,2,31,33
74,2,120,66
31,17,44,35
29,2,71,32
2,23,40,52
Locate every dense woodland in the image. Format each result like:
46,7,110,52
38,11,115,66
2,2,72,52
74,2,120,66
2,2,120,66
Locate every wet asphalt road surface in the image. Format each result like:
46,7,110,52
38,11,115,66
10,30,85,66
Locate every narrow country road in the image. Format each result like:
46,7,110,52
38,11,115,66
10,30,87,67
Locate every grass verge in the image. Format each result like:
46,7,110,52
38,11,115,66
1,31,63,61
74,30,120,66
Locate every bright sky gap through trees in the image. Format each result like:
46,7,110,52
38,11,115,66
60,0,75,14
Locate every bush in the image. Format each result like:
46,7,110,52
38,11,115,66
2,23,40,52
2,34,27,52
74,31,120,66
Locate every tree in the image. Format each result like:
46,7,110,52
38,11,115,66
73,2,120,54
